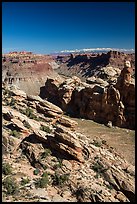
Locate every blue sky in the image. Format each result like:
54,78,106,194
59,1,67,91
2,2,135,54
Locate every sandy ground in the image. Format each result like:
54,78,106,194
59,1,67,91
72,117,135,166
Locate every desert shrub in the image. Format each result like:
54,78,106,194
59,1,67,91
29,113,38,120
40,125,52,133
74,186,85,201
3,89,13,97
23,120,31,129
92,140,102,147
40,148,52,159
2,163,12,175
33,169,40,175
3,89,9,95
42,172,49,178
9,98,16,107
3,177,18,195
20,177,30,186
53,158,63,169
10,130,20,138
20,108,38,120
92,161,108,174
35,173,49,188
52,172,69,186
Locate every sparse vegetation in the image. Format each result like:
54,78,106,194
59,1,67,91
52,172,70,186
9,98,16,107
40,125,52,133
35,172,49,188
2,163,12,175
10,130,20,138
3,177,18,195
3,89,13,97
92,161,108,174
20,107,38,120
40,148,52,159
92,140,102,147
33,169,40,175
53,158,63,169
23,120,31,129
20,177,30,186
74,186,86,201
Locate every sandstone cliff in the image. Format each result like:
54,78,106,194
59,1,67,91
55,51,135,81
40,61,135,130
2,52,61,95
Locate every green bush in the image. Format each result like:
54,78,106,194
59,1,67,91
20,177,30,186
42,172,49,178
35,173,49,188
92,161,108,174
3,177,18,195
20,108,38,120
40,125,52,133
92,140,102,147
25,107,33,117
52,172,69,186
40,148,52,159
10,130,20,138
33,169,40,175
2,163,12,175
23,120,31,129
9,98,16,107
53,158,63,169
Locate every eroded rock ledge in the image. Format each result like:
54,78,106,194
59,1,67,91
40,61,135,130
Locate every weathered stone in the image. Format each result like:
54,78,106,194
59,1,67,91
115,191,129,202
86,77,109,87
54,124,82,149
33,129,48,143
11,118,28,131
62,159,72,170
47,136,84,163
58,116,78,129
38,100,63,114
27,95,43,102
10,86,27,98
36,103,62,118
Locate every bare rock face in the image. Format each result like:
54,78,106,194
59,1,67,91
115,61,135,129
2,52,62,95
40,60,134,129
56,51,135,81
40,76,82,111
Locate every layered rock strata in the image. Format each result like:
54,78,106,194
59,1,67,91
40,61,135,129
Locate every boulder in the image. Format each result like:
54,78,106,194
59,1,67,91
86,77,109,87
54,124,82,149
27,95,43,102
39,100,63,114
58,116,78,129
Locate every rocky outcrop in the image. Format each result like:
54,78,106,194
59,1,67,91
115,61,135,129
56,51,135,81
2,84,135,202
40,61,135,129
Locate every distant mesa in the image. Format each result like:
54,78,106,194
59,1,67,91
8,51,33,55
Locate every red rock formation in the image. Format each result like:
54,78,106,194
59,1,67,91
2,53,61,95
41,60,135,129
56,51,135,80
